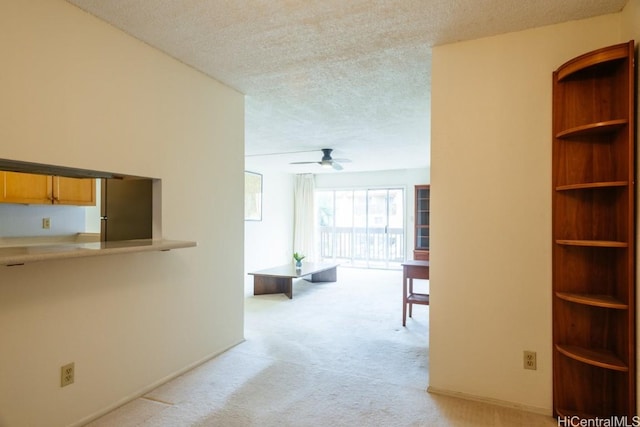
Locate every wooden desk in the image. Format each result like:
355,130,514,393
248,262,339,299
402,260,429,326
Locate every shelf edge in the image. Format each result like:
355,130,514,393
555,239,628,248
555,119,628,139
556,344,628,372
555,181,628,191
555,292,628,309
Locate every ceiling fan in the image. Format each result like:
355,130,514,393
290,148,351,171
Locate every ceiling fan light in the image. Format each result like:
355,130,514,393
321,161,332,168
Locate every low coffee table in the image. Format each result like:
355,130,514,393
248,262,339,299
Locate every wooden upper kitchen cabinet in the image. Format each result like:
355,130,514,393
0,171,95,206
54,176,96,206
0,172,50,204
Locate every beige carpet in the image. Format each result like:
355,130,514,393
87,267,556,426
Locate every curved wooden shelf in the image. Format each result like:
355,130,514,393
555,239,628,248
556,119,628,139
556,344,628,372
556,292,628,309
557,42,630,81
555,181,628,191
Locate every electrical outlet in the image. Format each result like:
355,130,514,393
42,217,51,229
524,351,537,370
61,362,75,387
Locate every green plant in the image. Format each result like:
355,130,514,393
293,252,305,262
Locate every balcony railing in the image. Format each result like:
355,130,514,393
319,226,404,266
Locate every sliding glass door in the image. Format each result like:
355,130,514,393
317,188,404,269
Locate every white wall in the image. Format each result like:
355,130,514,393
85,178,102,233
620,0,640,411
0,1,244,426
0,204,87,237
314,168,429,190
244,169,294,292
430,13,624,413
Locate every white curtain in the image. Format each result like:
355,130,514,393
293,174,315,262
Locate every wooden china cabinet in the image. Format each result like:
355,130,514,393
413,185,429,261
552,41,635,419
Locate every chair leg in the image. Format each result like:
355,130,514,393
409,302,413,318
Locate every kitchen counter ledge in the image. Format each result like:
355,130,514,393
0,239,197,266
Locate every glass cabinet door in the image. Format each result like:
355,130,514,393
415,186,430,251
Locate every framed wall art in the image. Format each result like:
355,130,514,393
244,171,262,221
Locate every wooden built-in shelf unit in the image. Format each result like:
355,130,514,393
552,41,635,418
413,185,430,261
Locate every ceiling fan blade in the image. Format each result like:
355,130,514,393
246,149,319,157
288,149,348,170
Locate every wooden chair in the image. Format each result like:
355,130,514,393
402,260,429,326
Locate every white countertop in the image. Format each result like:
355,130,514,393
0,239,197,266
0,233,101,248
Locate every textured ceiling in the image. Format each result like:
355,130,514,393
66,0,627,173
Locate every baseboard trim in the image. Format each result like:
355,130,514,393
72,338,247,427
426,386,552,417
